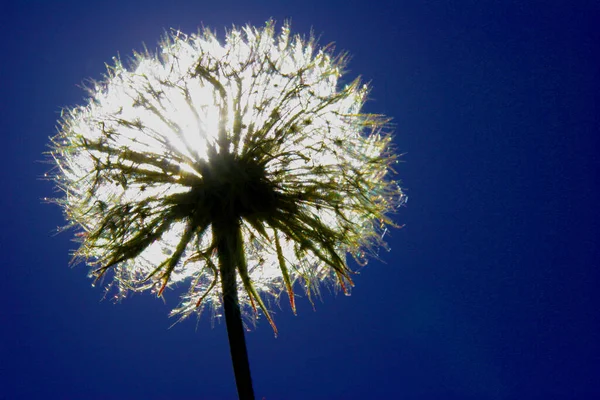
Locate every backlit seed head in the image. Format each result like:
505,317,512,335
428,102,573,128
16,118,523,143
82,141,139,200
48,20,406,331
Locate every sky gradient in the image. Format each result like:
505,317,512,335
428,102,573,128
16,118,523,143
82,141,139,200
2,1,599,399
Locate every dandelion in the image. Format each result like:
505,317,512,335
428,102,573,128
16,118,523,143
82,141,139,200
48,20,405,399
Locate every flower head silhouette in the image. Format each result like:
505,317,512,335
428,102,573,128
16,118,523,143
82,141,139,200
49,21,405,399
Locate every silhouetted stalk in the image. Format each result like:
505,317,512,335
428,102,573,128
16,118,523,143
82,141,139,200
214,219,255,400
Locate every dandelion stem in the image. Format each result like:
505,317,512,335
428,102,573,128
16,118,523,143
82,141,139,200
214,218,255,400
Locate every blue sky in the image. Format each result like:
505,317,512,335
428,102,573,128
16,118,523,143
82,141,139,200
1,1,599,399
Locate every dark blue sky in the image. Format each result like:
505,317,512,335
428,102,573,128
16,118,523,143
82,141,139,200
2,1,599,399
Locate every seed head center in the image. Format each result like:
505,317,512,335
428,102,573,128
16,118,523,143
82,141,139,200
188,153,278,223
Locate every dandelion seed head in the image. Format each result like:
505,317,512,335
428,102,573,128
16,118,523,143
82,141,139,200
49,20,406,330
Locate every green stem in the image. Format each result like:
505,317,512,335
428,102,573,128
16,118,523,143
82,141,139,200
214,219,256,400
